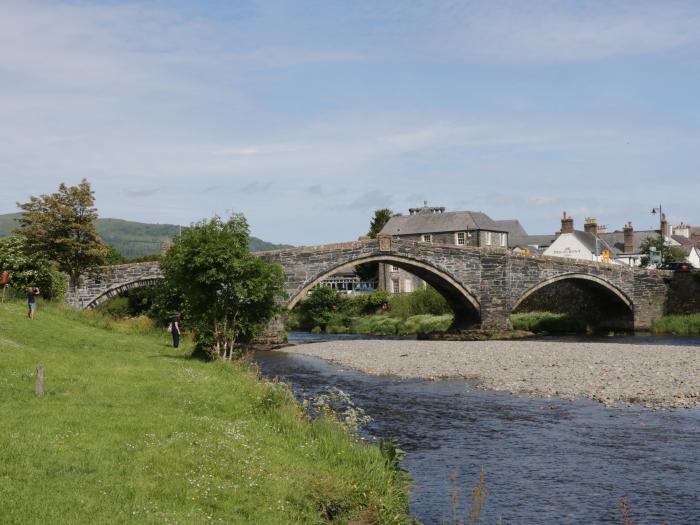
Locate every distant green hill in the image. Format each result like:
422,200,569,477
0,213,292,258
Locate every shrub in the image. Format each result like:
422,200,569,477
96,296,130,318
388,286,451,318
295,286,344,331
511,311,587,333
0,236,68,300
651,314,700,335
401,314,453,336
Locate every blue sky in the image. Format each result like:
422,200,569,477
1,1,699,245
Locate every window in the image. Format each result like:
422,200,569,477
500,233,507,247
456,231,466,245
391,265,399,272
392,279,400,294
485,231,492,245
423,234,432,243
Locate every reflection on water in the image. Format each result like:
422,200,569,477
254,347,700,525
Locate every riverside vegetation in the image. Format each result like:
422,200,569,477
0,301,411,524
286,287,454,337
287,287,599,336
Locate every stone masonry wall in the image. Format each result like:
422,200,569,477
72,238,675,331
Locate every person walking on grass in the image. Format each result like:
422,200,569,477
27,286,40,319
170,312,182,348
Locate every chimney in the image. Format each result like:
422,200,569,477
584,217,598,235
623,222,634,253
674,222,690,238
561,211,574,234
660,213,671,238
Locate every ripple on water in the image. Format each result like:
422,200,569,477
254,350,700,525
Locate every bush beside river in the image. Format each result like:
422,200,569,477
651,313,700,336
290,287,602,336
0,301,410,524
288,286,454,336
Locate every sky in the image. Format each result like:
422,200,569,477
1,0,699,245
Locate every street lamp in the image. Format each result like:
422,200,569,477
651,205,664,266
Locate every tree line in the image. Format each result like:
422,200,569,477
2,180,284,359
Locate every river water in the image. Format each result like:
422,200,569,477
254,334,700,524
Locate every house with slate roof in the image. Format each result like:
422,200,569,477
374,203,575,294
544,213,700,267
377,204,536,294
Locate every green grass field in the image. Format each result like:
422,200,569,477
0,302,409,524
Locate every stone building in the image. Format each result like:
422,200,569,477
377,204,513,294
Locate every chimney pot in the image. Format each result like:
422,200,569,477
561,212,574,234
623,222,634,253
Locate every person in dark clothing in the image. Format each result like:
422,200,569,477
27,287,40,319
170,313,181,348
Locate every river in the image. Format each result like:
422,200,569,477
254,334,700,524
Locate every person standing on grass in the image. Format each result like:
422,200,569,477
170,312,182,348
27,286,40,319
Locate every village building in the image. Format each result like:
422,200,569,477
376,204,512,294
543,213,699,267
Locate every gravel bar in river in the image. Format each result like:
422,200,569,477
281,340,700,409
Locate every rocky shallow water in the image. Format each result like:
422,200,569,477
280,339,700,409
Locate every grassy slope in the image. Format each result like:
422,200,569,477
0,302,409,524
0,214,292,257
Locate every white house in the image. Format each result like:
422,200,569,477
543,231,618,263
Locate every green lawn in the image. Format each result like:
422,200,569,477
0,302,409,524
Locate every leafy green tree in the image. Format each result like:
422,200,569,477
356,208,396,282
639,237,687,267
367,208,394,239
16,179,109,296
0,236,67,299
105,246,126,265
159,214,285,359
295,286,344,331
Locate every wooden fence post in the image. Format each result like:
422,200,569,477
35,366,44,396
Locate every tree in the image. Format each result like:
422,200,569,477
367,208,394,239
0,236,67,299
16,179,109,296
159,214,285,359
356,208,396,282
295,286,344,331
639,237,687,267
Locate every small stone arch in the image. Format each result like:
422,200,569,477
84,277,162,309
286,254,481,327
511,273,632,311
511,273,634,331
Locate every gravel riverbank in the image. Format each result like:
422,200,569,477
280,340,700,409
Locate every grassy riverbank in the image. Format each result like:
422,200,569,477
0,301,410,524
651,313,700,336
331,314,453,336
510,311,588,333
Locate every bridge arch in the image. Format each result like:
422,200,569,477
511,273,634,331
84,277,162,310
287,254,481,327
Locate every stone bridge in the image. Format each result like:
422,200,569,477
68,237,675,332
